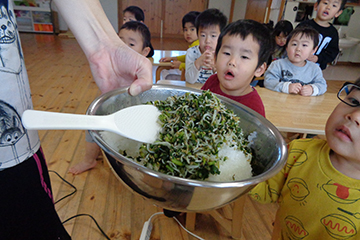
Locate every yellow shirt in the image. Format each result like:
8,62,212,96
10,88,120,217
177,39,199,70
249,139,360,240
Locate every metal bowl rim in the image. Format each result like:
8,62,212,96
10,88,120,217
87,85,288,188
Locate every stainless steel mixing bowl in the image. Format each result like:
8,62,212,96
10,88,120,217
87,85,287,212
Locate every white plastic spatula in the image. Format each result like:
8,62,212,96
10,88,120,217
22,105,162,143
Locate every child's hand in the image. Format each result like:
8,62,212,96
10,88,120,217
289,83,302,94
195,50,215,70
307,54,318,63
203,50,215,69
300,85,313,96
171,60,181,69
160,57,175,62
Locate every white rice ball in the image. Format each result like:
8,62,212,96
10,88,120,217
207,144,252,182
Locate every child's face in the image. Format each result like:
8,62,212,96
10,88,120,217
198,25,221,53
183,22,197,44
286,33,316,67
275,32,287,47
326,84,360,164
123,12,137,24
315,0,343,22
215,34,266,96
119,29,149,57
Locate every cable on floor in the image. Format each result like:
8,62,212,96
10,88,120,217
173,216,205,240
49,170,111,239
140,212,205,240
49,170,77,204
62,214,111,240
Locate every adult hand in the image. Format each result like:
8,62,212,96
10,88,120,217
53,0,153,96
289,83,302,94
88,43,152,95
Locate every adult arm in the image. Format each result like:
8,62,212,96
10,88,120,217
53,0,152,95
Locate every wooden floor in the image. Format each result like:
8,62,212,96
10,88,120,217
20,33,347,240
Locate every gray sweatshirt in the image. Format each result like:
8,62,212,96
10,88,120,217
264,58,327,96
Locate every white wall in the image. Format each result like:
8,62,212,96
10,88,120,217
232,0,248,21
99,0,118,31
208,0,232,21
54,0,118,32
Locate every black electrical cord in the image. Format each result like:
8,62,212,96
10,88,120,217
49,170,111,239
62,214,111,240
48,170,77,204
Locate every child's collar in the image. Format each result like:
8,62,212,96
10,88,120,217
314,18,331,27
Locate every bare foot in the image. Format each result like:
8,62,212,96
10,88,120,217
68,160,97,175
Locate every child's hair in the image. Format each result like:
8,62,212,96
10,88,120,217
119,21,154,57
316,0,347,10
215,19,275,69
272,20,293,39
195,8,227,34
285,27,319,50
182,11,200,29
123,6,145,22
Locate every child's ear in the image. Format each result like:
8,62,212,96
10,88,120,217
335,10,343,18
142,47,151,57
311,45,318,56
314,2,318,11
254,62,267,78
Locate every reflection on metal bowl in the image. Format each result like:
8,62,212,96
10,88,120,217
87,85,287,212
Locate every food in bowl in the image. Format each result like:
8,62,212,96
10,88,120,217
101,91,254,182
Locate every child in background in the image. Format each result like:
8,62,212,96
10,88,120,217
123,5,145,24
185,8,227,84
159,11,200,79
264,27,327,96
272,20,293,60
249,78,360,239
118,21,154,58
201,19,274,117
68,21,154,175
297,0,347,70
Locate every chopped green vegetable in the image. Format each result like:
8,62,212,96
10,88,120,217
128,90,251,180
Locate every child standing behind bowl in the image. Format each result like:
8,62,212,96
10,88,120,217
201,19,274,118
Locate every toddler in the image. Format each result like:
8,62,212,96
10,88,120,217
159,11,200,77
185,8,227,84
118,21,154,58
250,78,360,239
297,0,347,70
272,20,293,60
264,27,327,96
68,21,154,174
123,5,144,24
201,19,274,117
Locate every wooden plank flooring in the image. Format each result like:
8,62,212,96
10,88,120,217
20,33,345,240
